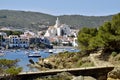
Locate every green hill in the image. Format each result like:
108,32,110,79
0,10,113,31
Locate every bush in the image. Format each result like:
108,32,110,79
111,52,117,57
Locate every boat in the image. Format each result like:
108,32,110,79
48,49,53,53
0,50,5,56
28,51,41,58
28,53,41,58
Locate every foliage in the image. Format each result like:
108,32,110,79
77,27,98,52
5,67,22,75
0,59,22,78
77,13,120,53
111,52,117,57
0,30,23,36
0,59,19,69
42,51,94,69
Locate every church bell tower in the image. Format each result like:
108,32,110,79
54,17,60,28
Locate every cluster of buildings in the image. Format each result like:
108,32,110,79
0,17,78,49
44,17,78,47
0,31,52,49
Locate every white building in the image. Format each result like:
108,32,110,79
9,35,19,48
19,37,29,48
44,17,71,37
0,32,7,38
24,31,35,38
72,38,78,47
8,35,29,48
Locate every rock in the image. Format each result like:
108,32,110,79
107,77,119,80
108,67,120,79
72,76,96,80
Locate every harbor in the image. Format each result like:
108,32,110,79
0,47,79,72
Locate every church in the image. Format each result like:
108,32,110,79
44,18,71,37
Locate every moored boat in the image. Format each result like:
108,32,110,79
48,49,53,53
0,50,5,56
28,53,41,58
28,51,41,58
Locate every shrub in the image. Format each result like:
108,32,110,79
111,52,117,57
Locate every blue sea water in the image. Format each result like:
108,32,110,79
0,48,79,72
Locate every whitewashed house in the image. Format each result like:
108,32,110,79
24,31,35,38
9,35,19,48
8,35,29,48
19,37,29,48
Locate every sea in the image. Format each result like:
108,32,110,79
0,48,79,72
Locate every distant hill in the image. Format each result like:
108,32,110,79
0,10,113,31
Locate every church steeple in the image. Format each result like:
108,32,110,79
55,17,60,28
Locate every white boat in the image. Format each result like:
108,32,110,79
28,53,41,58
28,51,41,58
0,50,5,56
48,49,53,53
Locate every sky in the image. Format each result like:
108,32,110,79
0,0,120,16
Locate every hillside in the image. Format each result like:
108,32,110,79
0,10,113,31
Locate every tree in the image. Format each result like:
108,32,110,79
0,30,23,36
0,59,22,79
77,13,120,53
77,27,98,53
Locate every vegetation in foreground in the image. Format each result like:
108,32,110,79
0,59,22,80
29,51,94,71
77,13,120,55
77,13,120,80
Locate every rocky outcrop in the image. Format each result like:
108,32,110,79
72,76,96,80
108,67,120,79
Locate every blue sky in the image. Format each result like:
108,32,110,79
0,0,120,16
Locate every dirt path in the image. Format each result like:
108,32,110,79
89,50,113,67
